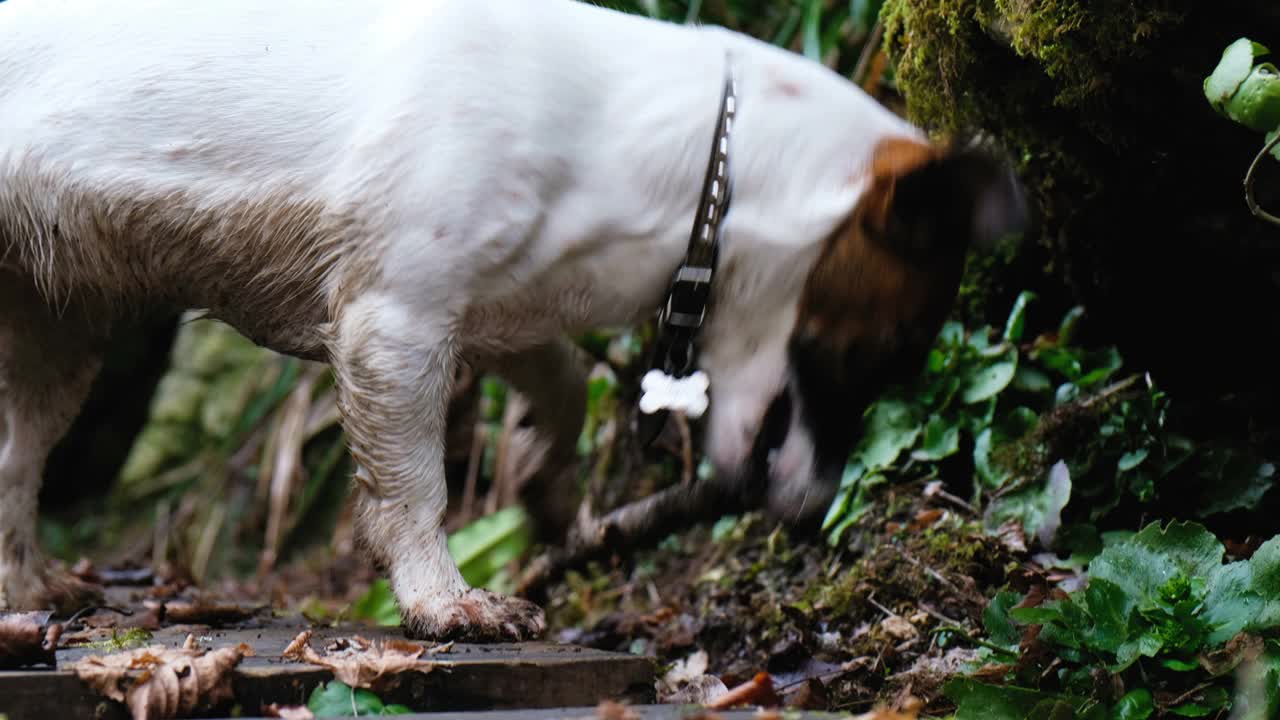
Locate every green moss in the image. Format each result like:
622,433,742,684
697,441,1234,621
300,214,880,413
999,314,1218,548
71,627,154,653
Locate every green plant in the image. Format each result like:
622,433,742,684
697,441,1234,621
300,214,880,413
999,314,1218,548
945,521,1280,719
1205,37,1280,225
306,680,411,717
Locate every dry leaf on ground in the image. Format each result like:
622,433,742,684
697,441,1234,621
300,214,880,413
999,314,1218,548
0,611,60,669
281,630,445,693
264,703,316,720
706,672,782,710
72,634,249,720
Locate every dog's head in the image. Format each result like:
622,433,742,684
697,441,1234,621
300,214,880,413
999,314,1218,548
699,136,1026,525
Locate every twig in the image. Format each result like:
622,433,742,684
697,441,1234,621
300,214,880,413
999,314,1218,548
673,411,694,486
930,625,1018,657
851,18,885,89
1244,132,1280,226
515,477,745,601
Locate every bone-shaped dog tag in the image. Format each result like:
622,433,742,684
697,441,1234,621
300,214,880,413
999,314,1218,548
639,369,710,419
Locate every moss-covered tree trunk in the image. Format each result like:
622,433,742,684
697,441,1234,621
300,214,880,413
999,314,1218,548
882,0,1280,441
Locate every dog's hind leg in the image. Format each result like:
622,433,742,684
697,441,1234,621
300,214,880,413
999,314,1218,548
329,292,545,642
485,338,589,541
0,270,106,612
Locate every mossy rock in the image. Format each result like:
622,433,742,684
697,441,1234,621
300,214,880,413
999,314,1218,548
881,0,1280,432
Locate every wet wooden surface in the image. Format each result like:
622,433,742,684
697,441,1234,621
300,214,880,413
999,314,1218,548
0,623,657,720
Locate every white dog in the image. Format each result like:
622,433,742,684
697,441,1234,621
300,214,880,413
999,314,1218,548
0,0,1024,640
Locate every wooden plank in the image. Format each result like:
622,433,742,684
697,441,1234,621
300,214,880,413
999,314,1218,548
0,625,655,720
236,707,847,720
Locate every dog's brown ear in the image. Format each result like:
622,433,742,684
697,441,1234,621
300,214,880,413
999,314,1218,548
867,140,1028,263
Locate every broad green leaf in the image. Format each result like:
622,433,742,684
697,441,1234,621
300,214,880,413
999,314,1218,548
1089,521,1225,609
349,578,400,626
1226,61,1280,132
1111,689,1154,720
307,680,408,717
983,461,1071,546
913,413,960,461
1081,578,1129,654
1196,456,1275,517
1003,290,1037,342
854,399,921,469
1204,535,1280,643
1205,38,1269,113
960,349,1017,403
448,506,532,589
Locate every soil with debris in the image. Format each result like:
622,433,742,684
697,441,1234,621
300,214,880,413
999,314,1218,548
541,478,1029,717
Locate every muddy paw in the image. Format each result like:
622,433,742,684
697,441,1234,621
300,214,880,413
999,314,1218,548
0,567,103,614
402,588,546,643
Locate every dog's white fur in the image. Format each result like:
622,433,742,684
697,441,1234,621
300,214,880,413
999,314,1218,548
0,0,922,638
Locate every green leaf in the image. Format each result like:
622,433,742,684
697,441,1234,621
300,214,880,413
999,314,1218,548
1204,535,1280,643
1014,366,1053,393
1110,688,1154,720
1169,685,1230,717
1226,61,1280,132
854,399,922,469
1003,290,1037,343
1089,521,1225,610
1117,448,1149,473
1196,456,1275,517
308,680,392,717
1057,306,1085,346
913,414,960,461
1205,38,1269,114
1230,640,1280,720
960,348,1018,404
983,591,1026,649
1269,128,1280,161
983,460,1071,546
448,506,532,590
802,0,823,60
944,679,1098,720
349,578,400,627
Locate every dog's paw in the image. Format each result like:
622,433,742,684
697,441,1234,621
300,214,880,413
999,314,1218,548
402,589,546,643
0,567,103,614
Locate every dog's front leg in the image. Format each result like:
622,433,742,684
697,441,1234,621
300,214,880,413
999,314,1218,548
330,293,545,642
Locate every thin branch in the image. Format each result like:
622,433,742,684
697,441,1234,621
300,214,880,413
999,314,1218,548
1244,132,1280,226
514,477,743,601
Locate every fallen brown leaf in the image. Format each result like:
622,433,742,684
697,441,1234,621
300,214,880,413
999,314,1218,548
144,598,265,626
706,672,781,710
0,611,60,669
281,630,444,693
907,509,944,532
264,703,316,720
72,635,248,720
595,699,641,720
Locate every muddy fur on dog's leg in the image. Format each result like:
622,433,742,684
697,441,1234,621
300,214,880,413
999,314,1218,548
329,293,544,642
0,271,106,612
516,477,745,602
486,338,589,542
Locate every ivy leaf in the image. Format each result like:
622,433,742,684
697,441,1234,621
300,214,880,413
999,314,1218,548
1205,38,1269,114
